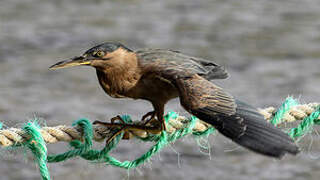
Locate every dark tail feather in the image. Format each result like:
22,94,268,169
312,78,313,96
193,100,299,158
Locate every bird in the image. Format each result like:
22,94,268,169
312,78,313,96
50,42,299,158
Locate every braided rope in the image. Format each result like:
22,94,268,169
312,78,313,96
0,103,320,147
0,114,211,147
1,98,320,180
0,102,319,147
258,103,320,122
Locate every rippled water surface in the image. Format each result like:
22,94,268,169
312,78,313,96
1,0,320,179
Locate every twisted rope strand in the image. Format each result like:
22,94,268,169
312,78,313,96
1,99,320,180
0,102,319,147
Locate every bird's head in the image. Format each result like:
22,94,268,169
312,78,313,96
49,42,134,70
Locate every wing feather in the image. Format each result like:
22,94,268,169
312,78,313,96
175,75,236,116
171,75,299,158
136,49,228,80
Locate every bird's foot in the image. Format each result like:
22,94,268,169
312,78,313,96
111,115,126,124
93,115,131,144
141,111,156,125
93,116,163,146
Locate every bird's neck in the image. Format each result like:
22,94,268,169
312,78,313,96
96,57,141,98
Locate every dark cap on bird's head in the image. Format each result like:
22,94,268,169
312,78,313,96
84,42,132,54
49,42,132,70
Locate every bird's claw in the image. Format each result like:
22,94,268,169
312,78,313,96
141,111,155,121
141,111,156,126
93,113,165,146
111,115,126,124
93,115,131,145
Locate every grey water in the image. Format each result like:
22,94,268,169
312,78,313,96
0,0,320,179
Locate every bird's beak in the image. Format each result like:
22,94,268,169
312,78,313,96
49,56,91,70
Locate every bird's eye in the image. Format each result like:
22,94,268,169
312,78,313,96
95,51,105,57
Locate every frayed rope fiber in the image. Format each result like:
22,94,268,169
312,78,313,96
0,97,320,180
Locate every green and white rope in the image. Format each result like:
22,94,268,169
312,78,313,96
0,97,319,180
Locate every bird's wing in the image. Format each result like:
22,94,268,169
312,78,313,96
176,75,236,116
174,74,242,135
137,49,298,157
172,74,298,157
136,49,229,80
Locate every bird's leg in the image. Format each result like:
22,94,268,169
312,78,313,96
157,107,166,131
141,111,156,125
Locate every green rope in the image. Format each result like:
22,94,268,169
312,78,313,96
47,118,93,162
271,97,299,125
288,106,320,140
23,121,50,180
76,112,208,169
1,97,320,180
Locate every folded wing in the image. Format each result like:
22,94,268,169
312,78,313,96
174,75,299,158
136,49,228,80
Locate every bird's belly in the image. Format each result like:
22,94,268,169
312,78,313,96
101,85,126,98
143,84,179,102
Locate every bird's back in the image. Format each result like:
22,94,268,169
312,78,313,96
136,49,229,81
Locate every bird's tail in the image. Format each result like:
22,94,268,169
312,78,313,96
194,100,299,158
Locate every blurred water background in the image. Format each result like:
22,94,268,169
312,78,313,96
0,0,320,179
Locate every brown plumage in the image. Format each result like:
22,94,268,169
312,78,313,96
50,42,299,158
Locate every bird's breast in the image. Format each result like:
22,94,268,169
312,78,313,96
96,70,179,103
96,70,130,98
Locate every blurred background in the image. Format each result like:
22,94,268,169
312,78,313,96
0,0,320,179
